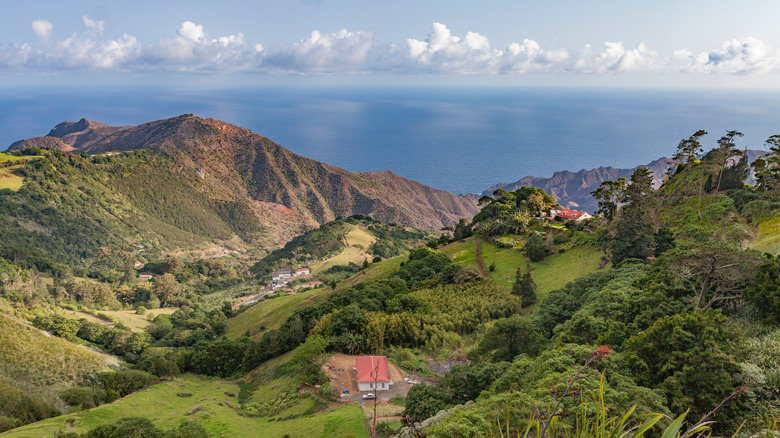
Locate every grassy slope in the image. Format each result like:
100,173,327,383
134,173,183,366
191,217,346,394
96,308,178,332
441,237,605,310
0,314,109,390
1,375,367,438
227,257,404,341
227,287,334,341
312,225,377,274
751,216,780,254
0,166,24,191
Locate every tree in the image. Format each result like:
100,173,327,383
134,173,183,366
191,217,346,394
453,218,473,240
672,129,707,166
624,311,743,426
653,227,676,256
404,384,446,423
590,177,627,221
667,242,762,311
292,335,328,384
610,168,655,264
524,233,547,262
743,254,780,323
754,134,780,192
469,316,545,362
511,265,537,307
671,130,708,219
152,273,182,306
713,130,743,192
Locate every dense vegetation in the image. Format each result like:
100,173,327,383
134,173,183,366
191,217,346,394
1,129,779,437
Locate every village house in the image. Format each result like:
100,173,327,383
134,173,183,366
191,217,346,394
294,267,310,277
271,268,292,282
355,356,391,392
133,261,143,269
555,208,592,222
138,274,153,281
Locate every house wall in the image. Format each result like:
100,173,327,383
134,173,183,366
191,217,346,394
358,382,389,391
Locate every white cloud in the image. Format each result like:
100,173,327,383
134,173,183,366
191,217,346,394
145,21,260,71
31,19,53,41
4,19,780,77
404,23,501,73
81,15,108,38
263,29,375,73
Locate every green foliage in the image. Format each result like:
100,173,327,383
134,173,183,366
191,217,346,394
470,316,545,362
511,265,537,307
591,177,627,221
78,416,209,438
525,233,548,262
745,254,780,324
624,310,743,428
404,384,447,422
471,187,556,238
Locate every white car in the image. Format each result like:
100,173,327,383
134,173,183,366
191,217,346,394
362,393,376,400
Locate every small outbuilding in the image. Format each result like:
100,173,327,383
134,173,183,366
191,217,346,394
355,356,391,392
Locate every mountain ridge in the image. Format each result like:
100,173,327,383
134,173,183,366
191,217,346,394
7,115,479,234
484,151,766,213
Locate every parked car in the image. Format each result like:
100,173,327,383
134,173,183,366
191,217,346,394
362,393,376,400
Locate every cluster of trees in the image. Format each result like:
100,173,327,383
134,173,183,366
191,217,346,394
60,370,158,410
470,187,558,238
399,130,780,436
243,246,494,368
56,417,208,438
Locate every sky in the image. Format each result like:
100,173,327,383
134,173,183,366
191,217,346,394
1,0,780,87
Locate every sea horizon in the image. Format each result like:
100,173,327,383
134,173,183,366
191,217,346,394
3,84,779,195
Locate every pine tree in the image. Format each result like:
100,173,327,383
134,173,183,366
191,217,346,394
611,167,655,264
511,265,537,307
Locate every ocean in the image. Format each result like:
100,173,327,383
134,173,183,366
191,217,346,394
2,85,779,194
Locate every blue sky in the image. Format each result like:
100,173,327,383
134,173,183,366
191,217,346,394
2,0,780,87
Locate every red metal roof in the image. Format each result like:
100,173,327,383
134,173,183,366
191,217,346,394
355,356,390,383
556,208,586,219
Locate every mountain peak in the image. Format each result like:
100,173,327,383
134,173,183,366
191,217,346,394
47,118,112,138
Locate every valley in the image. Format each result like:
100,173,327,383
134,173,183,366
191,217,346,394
0,120,779,438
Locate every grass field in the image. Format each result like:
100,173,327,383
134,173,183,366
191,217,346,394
1,375,368,438
313,225,377,274
96,308,178,332
0,314,110,391
0,154,40,192
751,216,780,254
0,153,36,164
0,166,24,191
442,237,605,312
226,287,334,341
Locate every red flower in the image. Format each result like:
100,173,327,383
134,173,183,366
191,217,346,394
592,345,611,359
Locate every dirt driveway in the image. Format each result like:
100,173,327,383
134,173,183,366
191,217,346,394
322,353,417,403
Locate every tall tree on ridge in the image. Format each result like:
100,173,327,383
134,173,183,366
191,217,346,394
713,130,744,192
611,167,655,264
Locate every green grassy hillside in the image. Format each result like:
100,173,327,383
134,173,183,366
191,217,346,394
0,313,113,432
0,375,367,438
0,314,110,388
227,287,334,341
441,237,605,305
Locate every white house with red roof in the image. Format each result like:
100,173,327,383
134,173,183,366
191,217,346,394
294,267,310,277
355,356,391,392
555,208,592,222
